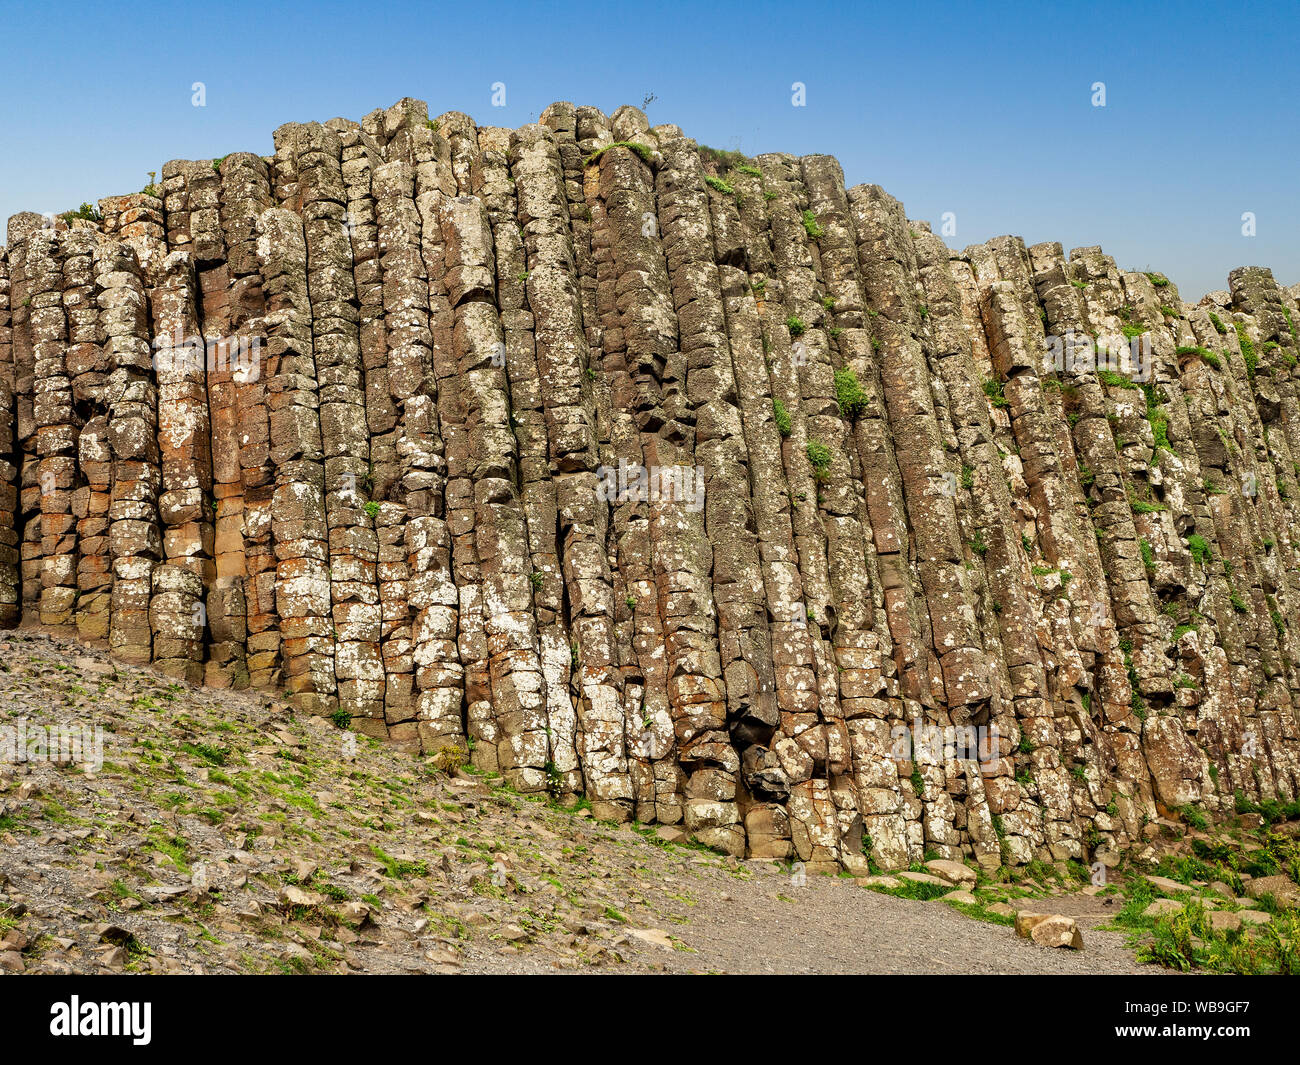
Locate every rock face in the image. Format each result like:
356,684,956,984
3,98,1300,872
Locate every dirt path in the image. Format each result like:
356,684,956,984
1,628,1163,977
459,852,1163,975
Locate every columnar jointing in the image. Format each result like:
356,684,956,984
6,98,1300,873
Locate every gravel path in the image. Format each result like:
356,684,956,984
460,851,1166,975
1,627,1167,978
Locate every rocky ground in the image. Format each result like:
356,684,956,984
1,627,1295,975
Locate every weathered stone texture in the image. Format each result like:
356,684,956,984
7,99,1300,872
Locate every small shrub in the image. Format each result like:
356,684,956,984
1235,323,1257,379
982,379,1009,408
1188,533,1211,567
772,398,792,437
61,202,103,223
786,315,806,338
585,141,654,167
801,210,823,239
806,440,832,481
1098,369,1138,390
833,367,868,419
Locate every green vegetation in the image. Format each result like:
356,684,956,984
180,741,230,767
1144,272,1169,287
786,314,806,338
1097,369,1137,390
772,398,792,437
703,174,735,195
1176,344,1220,370
1187,533,1211,567
698,146,751,170
1140,539,1155,575
833,367,868,419
1235,323,1257,379
1209,311,1229,335
1128,487,1166,514
585,141,654,167
60,202,103,223
801,209,823,239
981,378,1008,408
806,440,832,481
1234,792,1300,824
1141,382,1173,453
1113,878,1300,975
910,765,925,798
370,844,427,879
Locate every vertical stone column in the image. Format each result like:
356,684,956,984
403,168,466,756
23,229,79,629
658,132,786,858
515,122,634,820
294,124,386,729
61,229,112,644
149,251,211,683
257,207,335,715
99,241,160,666
593,112,738,850
0,240,17,627
486,122,581,793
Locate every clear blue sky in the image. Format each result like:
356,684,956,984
2,0,1296,298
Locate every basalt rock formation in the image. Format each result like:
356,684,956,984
3,97,1299,873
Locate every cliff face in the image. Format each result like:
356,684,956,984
2,97,1299,874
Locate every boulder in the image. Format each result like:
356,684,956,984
925,859,977,888
1015,911,1084,949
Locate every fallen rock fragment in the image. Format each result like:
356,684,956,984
1014,912,1084,949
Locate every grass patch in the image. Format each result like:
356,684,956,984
585,141,654,167
772,398,792,437
834,367,868,419
806,440,832,481
982,379,1008,408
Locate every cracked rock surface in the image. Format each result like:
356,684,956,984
3,98,1300,874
